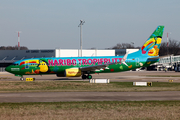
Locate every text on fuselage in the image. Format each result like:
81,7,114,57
48,58,122,66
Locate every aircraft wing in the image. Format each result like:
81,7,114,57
80,52,129,72
80,64,109,71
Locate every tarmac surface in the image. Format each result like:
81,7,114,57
0,71,180,102
1,70,180,82
0,91,180,102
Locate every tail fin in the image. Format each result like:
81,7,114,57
141,26,164,56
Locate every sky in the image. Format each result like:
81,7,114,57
0,0,180,49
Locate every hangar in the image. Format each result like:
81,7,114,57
0,48,139,71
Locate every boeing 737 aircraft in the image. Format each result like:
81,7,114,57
5,26,164,80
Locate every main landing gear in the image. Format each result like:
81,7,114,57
20,77,24,81
82,74,92,79
20,77,36,81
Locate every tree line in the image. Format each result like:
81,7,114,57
111,43,140,49
159,39,180,56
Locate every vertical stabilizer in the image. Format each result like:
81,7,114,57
141,26,164,56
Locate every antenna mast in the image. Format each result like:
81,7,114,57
17,31,21,50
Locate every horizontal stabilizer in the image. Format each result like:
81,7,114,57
148,54,173,60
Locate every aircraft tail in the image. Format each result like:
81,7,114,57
141,26,164,56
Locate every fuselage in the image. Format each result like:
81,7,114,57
5,50,158,77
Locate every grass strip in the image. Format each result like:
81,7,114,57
0,81,180,92
0,101,179,120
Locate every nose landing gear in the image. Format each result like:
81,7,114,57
20,77,24,81
20,77,36,81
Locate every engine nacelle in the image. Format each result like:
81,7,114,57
65,68,81,77
56,68,82,77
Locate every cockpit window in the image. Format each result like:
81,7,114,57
12,63,19,66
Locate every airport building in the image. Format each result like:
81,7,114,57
0,48,139,71
152,55,180,71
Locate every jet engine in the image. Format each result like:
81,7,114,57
56,68,81,77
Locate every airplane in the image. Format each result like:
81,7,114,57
5,26,164,81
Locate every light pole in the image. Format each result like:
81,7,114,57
131,42,134,48
78,20,85,57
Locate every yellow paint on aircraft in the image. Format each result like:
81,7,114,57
39,61,49,72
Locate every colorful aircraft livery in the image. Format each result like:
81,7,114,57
48,58,123,66
5,26,164,80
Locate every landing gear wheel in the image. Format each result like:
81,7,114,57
20,77,24,81
87,75,92,79
82,74,87,79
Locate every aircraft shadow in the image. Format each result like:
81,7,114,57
53,78,87,81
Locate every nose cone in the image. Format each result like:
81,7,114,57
5,66,11,73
